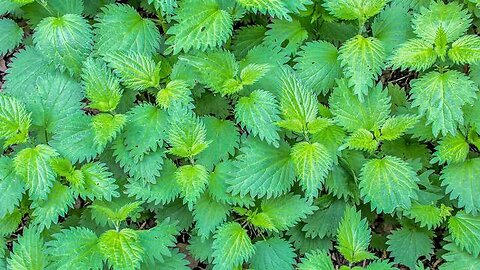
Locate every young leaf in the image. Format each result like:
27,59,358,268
0,94,31,147
291,142,333,199
156,80,192,109
91,113,127,149
235,90,281,147
339,35,386,101
166,0,233,53
379,115,418,141
432,134,469,165
336,207,374,263
359,155,419,213
175,164,209,209
236,0,290,20
212,222,255,270
99,229,144,270
345,129,378,153
167,111,210,158
448,35,480,65
389,39,437,71
323,0,387,21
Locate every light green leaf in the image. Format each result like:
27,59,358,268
441,159,480,214
167,111,210,158
386,227,433,268
250,237,296,270
441,238,480,270
236,0,290,20
297,249,334,270
78,162,119,201
359,155,419,213
167,0,233,53
31,182,75,230
212,222,255,270
380,115,419,141
323,0,388,21
193,193,230,239
294,41,342,94
339,35,386,101
448,35,480,65
99,229,144,270
410,70,477,136
345,128,378,153
448,211,480,257
138,220,177,264
337,206,374,263
227,138,295,198
389,39,437,71
240,63,271,86
235,90,281,147
94,3,161,56
156,80,192,109
432,134,469,165
175,164,209,209
0,95,31,147
264,19,308,55
0,156,24,218
91,113,127,149
14,145,58,200
406,203,452,230
291,142,333,199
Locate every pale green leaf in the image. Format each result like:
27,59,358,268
156,80,192,109
345,128,378,153
98,229,144,270
212,222,255,270
380,115,419,141
297,249,334,270
7,227,47,270
389,39,437,71
323,0,388,21
264,19,308,55
175,164,209,209
448,35,480,65
337,206,374,263
448,211,480,257
0,95,31,147
432,134,469,165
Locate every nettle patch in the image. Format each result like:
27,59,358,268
1,0,480,269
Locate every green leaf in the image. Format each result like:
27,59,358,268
208,161,254,207
104,51,161,91
410,70,477,136
379,115,419,141
297,249,334,270
264,19,308,55
250,237,296,270
166,0,233,53
412,1,471,44
323,0,387,21
14,144,59,200
448,35,480,65
339,35,386,101
336,206,374,263
25,73,83,134
239,63,271,86
441,238,480,270
294,41,342,94
232,25,267,58
0,94,31,147
303,197,347,238
99,229,144,270
78,162,119,201
31,182,75,230
432,134,469,165
0,18,23,56
212,222,255,270
196,116,239,170
235,90,281,147
360,155,419,213
148,0,177,15
406,203,452,229
389,39,437,71
227,138,295,198
33,14,92,75
156,80,192,109
138,220,177,264
193,193,230,239
175,164,209,209
251,193,317,232
278,68,318,133
94,3,161,56
47,227,103,270
291,142,333,199
7,227,47,270
236,0,290,20
345,128,378,153
441,158,480,214
386,227,433,268
448,211,480,257
0,157,24,218
81,57,123,112
91,113,127,149
90,200,142,226
167,110,210,158
330,79,391,132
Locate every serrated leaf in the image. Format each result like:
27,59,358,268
104,51,160,91
291,142,333,199
212,222,255,270
386,227,433,268
0,18,23,56
166,0,233,53
167,111,210,158
236,0,290,20
359,155,419,213
33,14,92,75
302,197,347,238
297,249,334,270
294,41,342,94
14,144,58,200
0,156,24,218
94,4,160,56
235,90,281,147
339,35,386,101
448,211,480,257
380,115,418,141
138,220,177,264
441,159,480,214
31,182,75,230
337,206,374,263
239,63,270,86
78,162,119,201
432,134,469,165
0,95,31,147
410,70,477,137
175,164,209,209
227,138,295,198
441,238,480,270
448,35,480,65
81,57,123,112
7,227,47,270
193,193,230,239
99,229,144,270
91,113,127,149
208,161,254,207
156,80,192,109
345,129,378,153
406,203,452,229
389,39,437,71
264,19,308,55
330,79,391,132
47,227,103,270
250,237,296,270
323,0,388,21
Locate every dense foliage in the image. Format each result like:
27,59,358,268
1,0,480,269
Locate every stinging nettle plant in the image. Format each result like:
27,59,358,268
0,0,480,269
